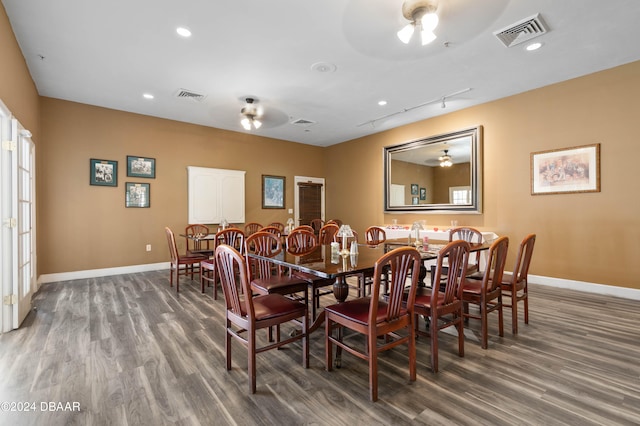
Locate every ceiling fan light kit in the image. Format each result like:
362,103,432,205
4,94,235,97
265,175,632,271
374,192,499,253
398,0,439,46
240,97,262,130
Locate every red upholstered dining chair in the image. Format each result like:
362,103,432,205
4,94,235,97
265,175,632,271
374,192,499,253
285,228,332,320
365,226,387,246
268,222,285,233
414,240,470,373
165,227,209,292
449,227,484,275
326,219,342,227
200,227,245,298
310,218,324,234
244,222,262,236
245,232,308,306
185,224,212,256
215,244,308,394
325,246,421,402
501,234,536,334
318,223,339,244
461,236,509,349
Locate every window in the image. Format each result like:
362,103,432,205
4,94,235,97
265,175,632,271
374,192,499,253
450,186,471,205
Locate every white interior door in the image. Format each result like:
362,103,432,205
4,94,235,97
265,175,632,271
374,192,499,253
1,102,36,332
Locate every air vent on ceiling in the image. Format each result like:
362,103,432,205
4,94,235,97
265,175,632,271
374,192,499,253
291,118,316,127
174,89,207,102
494,13,548,48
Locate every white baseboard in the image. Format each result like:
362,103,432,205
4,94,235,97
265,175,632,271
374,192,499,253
529,274,640,301
37,264,640,301
38,262,169,284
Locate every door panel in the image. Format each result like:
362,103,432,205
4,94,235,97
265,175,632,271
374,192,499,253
294,176,324,227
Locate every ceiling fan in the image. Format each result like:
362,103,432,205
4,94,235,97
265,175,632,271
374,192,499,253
240,97,263,130
439,149,453,167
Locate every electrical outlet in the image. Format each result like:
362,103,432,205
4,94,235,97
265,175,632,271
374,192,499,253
288,208,293,214
146,244,151,252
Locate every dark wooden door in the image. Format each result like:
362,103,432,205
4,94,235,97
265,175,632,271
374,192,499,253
298,182,322,226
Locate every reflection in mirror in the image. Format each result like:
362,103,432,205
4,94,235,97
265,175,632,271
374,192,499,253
384,126,482,213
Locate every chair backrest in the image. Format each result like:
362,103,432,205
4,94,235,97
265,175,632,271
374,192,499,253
310,219,324,233
432,240,471,303
481,236,509,292
511,234,536,285
185,224,210,252
268,222,285,232
245,222,263,236
260,225,282,238
245,231,283,280
365,226,387,246
215,244,254,318
370,247,421,324
326,219,343,227
318,223,339,244
449,226,483,264
165,227,178,263
286,228,318,255
215,227,246,254
294,225,314,233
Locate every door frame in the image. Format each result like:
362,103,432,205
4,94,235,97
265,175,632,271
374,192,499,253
293,176,325,227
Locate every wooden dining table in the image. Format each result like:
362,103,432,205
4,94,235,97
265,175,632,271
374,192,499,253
248,238,491,333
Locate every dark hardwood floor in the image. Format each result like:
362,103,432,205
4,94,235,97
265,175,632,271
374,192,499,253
1,270,639,425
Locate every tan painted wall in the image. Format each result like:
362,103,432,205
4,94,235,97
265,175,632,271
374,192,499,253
326,60,640,290
0,4,39,138
38,98,325,273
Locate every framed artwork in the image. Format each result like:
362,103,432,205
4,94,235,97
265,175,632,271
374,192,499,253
419,187,426,200
412,196,419,205
262,175,285,209
127,156,156,178
125,182,150,208
90,159,118,186
531,143,600,195
410,183,419,195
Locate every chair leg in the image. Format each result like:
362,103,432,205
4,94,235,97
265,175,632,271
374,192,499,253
226,320,232,371
430,313,439,373
498,297,504,338
408,321,416,382
249,329,257,394
511,292,518,334
457,311,464,358
523,292,529,324
481,302,488,349
325,318,333,372
368,332,378,402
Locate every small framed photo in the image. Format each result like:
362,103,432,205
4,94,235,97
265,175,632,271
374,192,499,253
125,182,150,208
262,175,285,209
412,196,419,205
411,183,419,195
420,187,426,200
90,159,118,186
531,144,600,195
127,156,156,178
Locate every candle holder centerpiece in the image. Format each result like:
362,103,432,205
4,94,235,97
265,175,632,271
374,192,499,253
411,221,424,248
337,224,354,257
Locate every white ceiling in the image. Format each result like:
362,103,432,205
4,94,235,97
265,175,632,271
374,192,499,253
3,0,640,147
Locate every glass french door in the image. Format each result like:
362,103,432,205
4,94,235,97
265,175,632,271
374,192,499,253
1,101,36,332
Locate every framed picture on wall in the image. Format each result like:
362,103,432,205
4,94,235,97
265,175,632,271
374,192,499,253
411,183,419,195
420,187,426,200
125,182,150,208
412,196,419,205
262,175,285,209
90,159,118,186
127,156,156,178
531,143,600,195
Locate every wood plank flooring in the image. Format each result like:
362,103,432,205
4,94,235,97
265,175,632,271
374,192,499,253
1,270,639,425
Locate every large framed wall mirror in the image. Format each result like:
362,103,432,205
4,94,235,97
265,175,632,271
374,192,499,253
384,125,483,213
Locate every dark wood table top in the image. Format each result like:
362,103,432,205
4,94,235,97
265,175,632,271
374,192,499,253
249,239,490,279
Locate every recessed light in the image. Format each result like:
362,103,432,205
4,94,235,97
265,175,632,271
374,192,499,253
143,93,154,99
176,27,192,37
378,100,387,106
526,42,543,51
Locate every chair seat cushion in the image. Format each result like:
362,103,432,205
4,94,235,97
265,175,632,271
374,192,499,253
462,278,483,295
250,294,306,320
251,276,308,295
413,287,445,309
200,259,215,270
325,297,406,326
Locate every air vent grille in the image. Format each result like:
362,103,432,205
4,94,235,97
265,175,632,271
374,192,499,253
291,118,316,126
494,13,548,48
174,89,207,102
